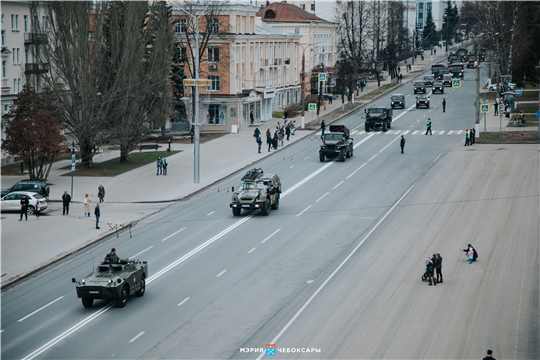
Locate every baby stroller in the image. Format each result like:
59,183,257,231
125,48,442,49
421,258,437,284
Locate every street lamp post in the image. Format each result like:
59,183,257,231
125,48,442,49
296,42,320,129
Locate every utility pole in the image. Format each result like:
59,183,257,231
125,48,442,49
475,61,480,138
301,50,305,129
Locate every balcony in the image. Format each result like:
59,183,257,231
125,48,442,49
25,63,50,75
24,32,48,45
284,58,290,65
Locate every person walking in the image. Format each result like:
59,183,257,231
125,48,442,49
19,194,29,221
162,158,168,175
493,100,498,116
400,135,405,154
266,129,272,152
435,253,443,283
321,120,326,137
464,129,470,146
483,350,496,360
83,194,92,217
425,118,432,135
156,156,162,175
35,200,41,219
97,183,105,203
442,98,446,112
470,127,475,144
62,191,71,215
94,203,101,229
256,134,262,153
250,110,254,124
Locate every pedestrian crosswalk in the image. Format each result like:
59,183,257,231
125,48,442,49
349,129,466,136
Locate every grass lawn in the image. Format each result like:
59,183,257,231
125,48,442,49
60,150,180,177
1,153,76,176
476,131,539,144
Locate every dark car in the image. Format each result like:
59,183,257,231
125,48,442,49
390,94,406,109
423,76,434,86
435,69,450,81
416,94,430,109
432,81,444,94
442,74,452,86
413,82,426,94
2,180,50,199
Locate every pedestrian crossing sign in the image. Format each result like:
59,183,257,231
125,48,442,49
318,73,327,82
308,103,317,112
452,79,462,88
480,104,489,113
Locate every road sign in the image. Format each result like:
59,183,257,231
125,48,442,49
452,79,462,88
183,79,212,86
308,103,317,112
536,110,540,118
318,73,327,82
480,104,490,113
71,154,76,171
515,88,521,97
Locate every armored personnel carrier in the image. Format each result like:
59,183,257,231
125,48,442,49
319,125,354,162
364,107,393,132
230,168,281,216
72,259,148,308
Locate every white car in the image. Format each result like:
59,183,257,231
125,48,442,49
507,82,517,90
1,191,48,214
487,83,498,91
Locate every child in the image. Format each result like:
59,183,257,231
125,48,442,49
35,200,41,219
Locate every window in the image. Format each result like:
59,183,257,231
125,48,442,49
13,78,22,93
25,48,29,63
300,4,306,10
209,18,219,33
174,19,186,33
207,104,221,124
311,3,315,11
207,76,219,91
208,47,219,62
236,18,239,34
24,15,28,32
12,48,20,64
240,17,244,33
2,60,6,78
11,14,19,30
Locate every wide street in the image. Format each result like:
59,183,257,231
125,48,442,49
1,61,538,360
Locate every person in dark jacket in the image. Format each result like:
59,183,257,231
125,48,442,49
97,183,105,203
285,124,291,141
19,194,30,221
425,257,436,286
266,129,272,152
435,253,443,283
104,248,120,264
62,191,71,215
461,244,478,262
321,120,326,137
400,135,405,154
94,203,101,229
272,131,278,149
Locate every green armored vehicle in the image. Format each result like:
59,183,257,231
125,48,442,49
230,168,281,216
72,259,148,308
319,125,354,162
364,107,393,132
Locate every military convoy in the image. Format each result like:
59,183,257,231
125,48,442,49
230,168,281,216
319,125,354,162
72,259,148,308
364,107,393,132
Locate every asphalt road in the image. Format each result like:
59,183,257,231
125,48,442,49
2,64,538,360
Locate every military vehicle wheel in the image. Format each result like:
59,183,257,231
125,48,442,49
346,148,351,158
382,121,387,131
116,285,128,307
82,298,94,308
319,153,325,162
261,200,270,216
350,148,354,157
340,149,345,162
365,124,370,132
232,207,241,216
271,195,279,210
135,276,146,297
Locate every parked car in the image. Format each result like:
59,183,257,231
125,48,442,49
487,83,498,91
1,191,48,214
2,180,50,199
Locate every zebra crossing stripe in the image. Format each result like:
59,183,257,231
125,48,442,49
448,130,454,135
438,130,445,135
412,130,420,135
402,130,410,135
456,130,463,134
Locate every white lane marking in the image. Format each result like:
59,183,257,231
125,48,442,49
379,136,401,153
129,331,145,343
304,156,309,160
433,153,443,164
207,211,215,216
346,171,357,179
296,205,312,217
130,246,154,259
353,134,375,149
368,154,377,161
357,163,367,171
217,270,227,277
289,165,294,169
177,297,190,307
256,182,417,360
438,130,445,135
18,297,64,323
316,192,329,202
161,227,186,241
248,247,256,254
332,181,344,190
261,228,281,244
358,130,366,134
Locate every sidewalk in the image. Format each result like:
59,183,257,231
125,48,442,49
0,48,453,288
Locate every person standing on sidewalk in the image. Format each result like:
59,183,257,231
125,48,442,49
62,191,71,215
266,129,272,152
83,194,92,217
400,135,405,154
470,128,475,144
493,100,498,116
156,156,162,175
425,118,432,135
94,203,101,229
285,123,291,141
464,129,470,146
442,98,446,112
97,183,105,203
35,200,41,219
19,194,29,221
162,158,168,175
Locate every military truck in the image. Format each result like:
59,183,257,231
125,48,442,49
230,168,281,216
364,107,393,132
72,259,148,308
319,125,354,162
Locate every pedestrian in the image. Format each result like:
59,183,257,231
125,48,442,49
470,128,475,144
461,244,478,263
156,156,162,175
94,203,100,229
425,257,436,286
397,66,401,73
266,129,272,152
483,350,496,360
273,131,278,150
97,183,105,203
250,110,254,124
162,158,168,175
493,100,498,116
464,129,470,146
442,98,446,112
284,109,289,119
279,127,284,146
321,120,326,137
435,253,443,283
19,194,29,221
62,190,71,215
256,134,262,153
425,118,432,135
328,95,332,104
285,123,291,141
400,135,405,154
434,48,437,55
399,73,402,83
431,254,438,284
35,200,41,219
83,194,92,217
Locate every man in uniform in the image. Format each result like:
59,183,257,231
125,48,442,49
400,135,406,154
19,194,30,221
442,98,446,112
104,248,120,264
435,253,443,283
425,118,432,135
